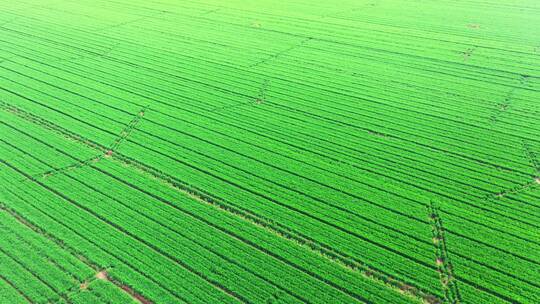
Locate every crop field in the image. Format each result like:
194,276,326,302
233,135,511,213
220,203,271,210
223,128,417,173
0,0,539,303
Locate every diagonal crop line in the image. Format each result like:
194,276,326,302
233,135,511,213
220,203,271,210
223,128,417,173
1,100,443,303
1,102,149,179
489,180,538,200
209,79,269,113
427,201,461,304
248,38,312,68
483,140,540,200
0,101,103,149
107,105,149,153
33,155,102,179
489,75,530,126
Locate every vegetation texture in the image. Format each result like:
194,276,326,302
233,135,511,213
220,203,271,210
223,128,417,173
0,0,539,303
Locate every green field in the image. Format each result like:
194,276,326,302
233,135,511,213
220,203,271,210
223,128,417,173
0,0,539,303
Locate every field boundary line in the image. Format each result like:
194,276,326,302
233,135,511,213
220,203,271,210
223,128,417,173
0,103,149,180
427,201,461,304
483,137,540,199
209,79,269,112
492,181,539,199
248,38,312,68
36,155,102,179
107,105,149,154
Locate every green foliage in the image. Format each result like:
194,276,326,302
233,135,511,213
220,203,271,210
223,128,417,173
0,0,539,304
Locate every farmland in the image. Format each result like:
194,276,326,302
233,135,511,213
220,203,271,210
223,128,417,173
0,0,539,303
